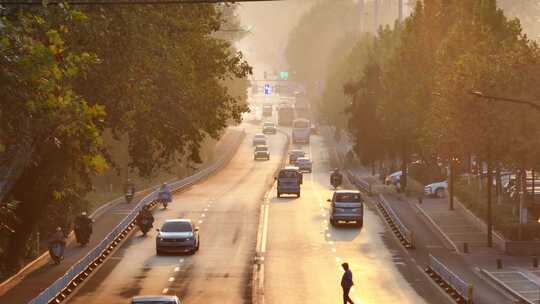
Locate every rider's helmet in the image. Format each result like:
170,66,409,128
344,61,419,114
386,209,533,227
81,211,87,216
56,227,62,232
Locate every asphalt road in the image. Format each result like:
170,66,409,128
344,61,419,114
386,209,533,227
68,123,287,304
68,121,450,304
264,134,444,304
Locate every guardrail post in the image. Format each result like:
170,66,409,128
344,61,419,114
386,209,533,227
497,258,503,269
467,285,474,304
533,256,538,268
463,242,469,254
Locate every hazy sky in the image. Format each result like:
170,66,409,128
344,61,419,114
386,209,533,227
236,0,313,79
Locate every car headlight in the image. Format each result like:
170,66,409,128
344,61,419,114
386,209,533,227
186,237,193,241
157,237,164,241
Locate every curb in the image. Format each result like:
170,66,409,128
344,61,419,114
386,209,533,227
480,269,533,304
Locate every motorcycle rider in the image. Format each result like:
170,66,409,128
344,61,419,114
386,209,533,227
49,227,66,263
331,168,343,183
74,212,93,245
158,182,172,207
125,179,136,203
136,205,154,233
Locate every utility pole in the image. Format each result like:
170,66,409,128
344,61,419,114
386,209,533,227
449,157,456,210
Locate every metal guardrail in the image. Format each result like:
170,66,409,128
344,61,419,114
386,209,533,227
29,131,245,304
377,194,415,248
345,170,372,196
427,254,473,304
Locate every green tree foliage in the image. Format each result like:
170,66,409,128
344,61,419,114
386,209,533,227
337,0,540,192
0,7,106,269
0,3,251,272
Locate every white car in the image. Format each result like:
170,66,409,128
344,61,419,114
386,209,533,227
295,157,312,173
385,171,402,185
424,180,448,198
252,133,268,146
132,295,181,304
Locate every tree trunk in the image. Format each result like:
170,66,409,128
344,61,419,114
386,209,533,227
486,151,493,248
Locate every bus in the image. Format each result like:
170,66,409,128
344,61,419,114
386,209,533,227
292,118,311,144
278,105,295,126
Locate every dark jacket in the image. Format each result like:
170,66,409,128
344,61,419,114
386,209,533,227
341,269,353,288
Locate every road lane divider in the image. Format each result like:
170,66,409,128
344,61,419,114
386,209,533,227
426,254,474,304
28,130,246,304
252,128,290,304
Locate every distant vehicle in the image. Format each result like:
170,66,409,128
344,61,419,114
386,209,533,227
424,180,448,198
252,133,268,146
328,190,364,227
310,123,319,135
262,121,277,134
288,149,305,164
277,105,295,126
156,219,199,255
276,166,303,198
262,104,273,117
385,171,402,185
132,295,181,304
292,118,311,144
254,145,270,160
295,157,312,173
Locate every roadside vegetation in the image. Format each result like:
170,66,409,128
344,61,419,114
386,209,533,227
0,3,251,277
287,1,540,239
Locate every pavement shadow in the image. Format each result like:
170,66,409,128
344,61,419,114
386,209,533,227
269,196,300,203
327,225,362,242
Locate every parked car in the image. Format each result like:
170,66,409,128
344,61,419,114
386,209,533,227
288,149,305,164
385,171,402,185
262,122,277,134
328,190,364,227
254,145,270,160
294,157,312,173
276,166,303,198
424,180,448,198
156,219,199,255
132,296,181,304
252,133,268,146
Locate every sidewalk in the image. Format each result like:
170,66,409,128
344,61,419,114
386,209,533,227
346,166,520,304
0,129,244,304
416,195,540,304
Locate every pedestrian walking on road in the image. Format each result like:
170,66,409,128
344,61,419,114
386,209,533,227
341,262,355,304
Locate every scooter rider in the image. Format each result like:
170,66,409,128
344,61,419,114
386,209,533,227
136,205,154,228
49,227,66,263
125,179,136,203
331,168,343,183
74,212,93,245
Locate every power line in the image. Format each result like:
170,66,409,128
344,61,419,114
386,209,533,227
0,0,282,5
